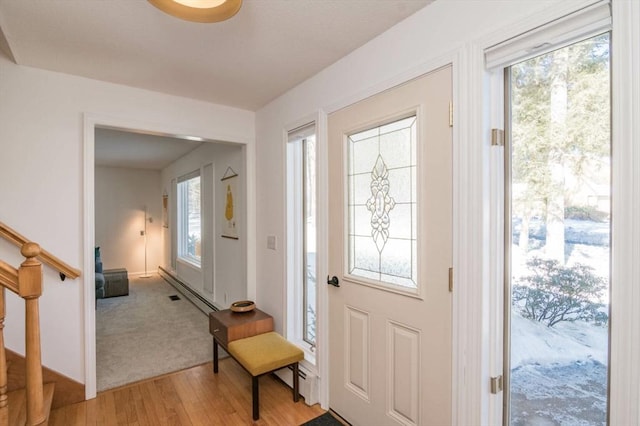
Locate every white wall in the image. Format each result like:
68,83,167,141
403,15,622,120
1,2,637,422
95,167,162,276
254,0,566,335
0,53,254,383
161,142,246,308
254,0,628,421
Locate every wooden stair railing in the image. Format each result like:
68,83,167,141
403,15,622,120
0,222,80,281
0,243,47,425
0,223,81,425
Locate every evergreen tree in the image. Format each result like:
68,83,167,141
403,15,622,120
511,34,610,261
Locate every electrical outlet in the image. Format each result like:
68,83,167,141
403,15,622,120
140,230,144,236
224,293,228,303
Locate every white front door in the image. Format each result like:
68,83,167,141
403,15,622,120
327,66,453,426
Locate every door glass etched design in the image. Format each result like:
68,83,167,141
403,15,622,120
367,155,396,252
347,116,417,288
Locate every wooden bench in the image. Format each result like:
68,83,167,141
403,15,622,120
213,332,304,420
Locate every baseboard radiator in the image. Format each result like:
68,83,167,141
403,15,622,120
275,363,319,406
158,266,218,314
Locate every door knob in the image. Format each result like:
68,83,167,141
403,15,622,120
327,275,340,287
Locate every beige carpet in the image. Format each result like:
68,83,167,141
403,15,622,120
96,274,213,391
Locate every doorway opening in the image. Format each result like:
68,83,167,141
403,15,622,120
84,117,249,398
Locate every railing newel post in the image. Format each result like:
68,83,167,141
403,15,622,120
0,224,82,425
18,243,45,426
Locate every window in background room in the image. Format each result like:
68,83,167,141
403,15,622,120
178,170,202,266
287,122,317,352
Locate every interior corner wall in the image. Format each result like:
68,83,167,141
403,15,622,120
161,142,246,309
0,53,254,383
95,166,162,276
253,0,571,330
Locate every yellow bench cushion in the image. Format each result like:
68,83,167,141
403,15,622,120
227,332,304,376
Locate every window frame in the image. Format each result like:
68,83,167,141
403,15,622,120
483,5,613,423
344,114,419,293
301,135,317,345
502,33,612,425
286,122,318,359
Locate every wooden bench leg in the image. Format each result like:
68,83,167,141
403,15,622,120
213,339,219,374
293,363,300,402
252,375,259,420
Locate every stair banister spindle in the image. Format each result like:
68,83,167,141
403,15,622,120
18,243,45,426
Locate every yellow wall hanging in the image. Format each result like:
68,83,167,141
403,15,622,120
221,166,239,239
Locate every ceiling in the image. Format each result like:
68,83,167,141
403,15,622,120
0,0,433,111
95,128,204,170
1,0,433,169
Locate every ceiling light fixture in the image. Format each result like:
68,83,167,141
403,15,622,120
148,0,242,23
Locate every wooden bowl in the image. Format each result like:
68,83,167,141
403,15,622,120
230,300,255,313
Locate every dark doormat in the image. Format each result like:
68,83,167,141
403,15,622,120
301,412,348,426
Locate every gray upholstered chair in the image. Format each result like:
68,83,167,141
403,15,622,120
95,247,105,301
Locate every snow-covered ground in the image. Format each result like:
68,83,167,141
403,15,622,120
510,218,609,425
510,313,608,425
511,312,608,369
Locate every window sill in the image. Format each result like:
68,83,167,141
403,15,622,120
176,257,201,270
291,338,316,368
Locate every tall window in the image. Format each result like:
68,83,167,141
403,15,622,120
287,123,317,348
178,171,201,266
506,33,610,425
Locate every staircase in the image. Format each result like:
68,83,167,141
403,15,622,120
0,222,81,425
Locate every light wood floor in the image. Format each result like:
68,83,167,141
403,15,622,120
49,359,325,425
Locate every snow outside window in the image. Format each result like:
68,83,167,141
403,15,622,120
177,171,202,267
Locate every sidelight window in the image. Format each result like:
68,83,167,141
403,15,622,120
287,122,317,348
